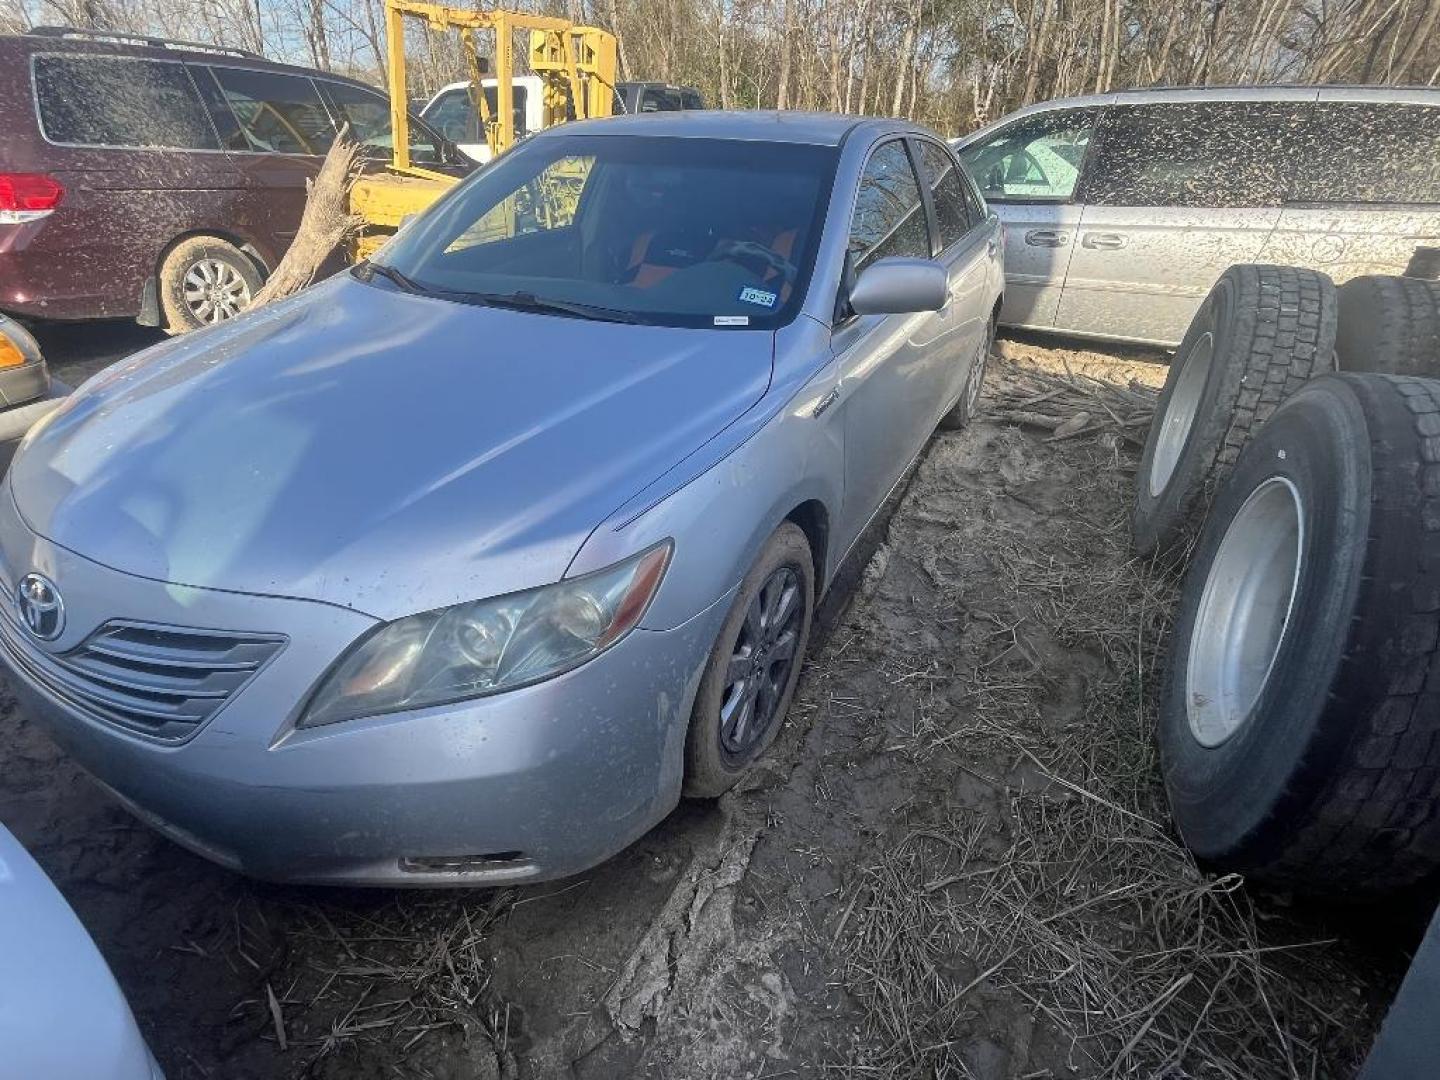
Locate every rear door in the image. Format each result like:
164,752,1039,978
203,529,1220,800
27,52,236,319
955,106,1101,331
1259,90,1440,282
194,64,336,269
912,136,992,420
1056,96,1311,345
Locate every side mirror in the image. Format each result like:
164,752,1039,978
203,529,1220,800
847,257,948,316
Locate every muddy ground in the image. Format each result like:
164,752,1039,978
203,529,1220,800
0,331,1412,1079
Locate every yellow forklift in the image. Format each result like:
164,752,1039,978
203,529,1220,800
351,0,617,259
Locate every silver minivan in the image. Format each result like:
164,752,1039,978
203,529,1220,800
954,86,1440,345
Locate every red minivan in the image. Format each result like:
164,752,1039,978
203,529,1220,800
0,27,466,331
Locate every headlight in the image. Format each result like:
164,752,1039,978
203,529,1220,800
300,541,672,728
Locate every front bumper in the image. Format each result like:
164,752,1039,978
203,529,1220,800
0,496,727,886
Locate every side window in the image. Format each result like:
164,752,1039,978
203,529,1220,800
1290,103,1440,206
446,155,596,252
641,88,681,113
849,141,930,271
1082,102,1303,209
481,84,530,138
208,67,334,155
33,56,219,150
423,88,478,144
681,89,704,110
914,139,974,250
957,108,1096,203
323,81,441,165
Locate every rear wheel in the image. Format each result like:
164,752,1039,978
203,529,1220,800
159,236,262,333
683,523,815,797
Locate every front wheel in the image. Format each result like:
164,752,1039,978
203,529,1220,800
683,523,815,797
938,312,995,431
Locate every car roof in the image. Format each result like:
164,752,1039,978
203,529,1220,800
0,28,375,89
543,110,926,147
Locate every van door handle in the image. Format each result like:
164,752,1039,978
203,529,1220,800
1082,232,1128,250
1024,229,1068,248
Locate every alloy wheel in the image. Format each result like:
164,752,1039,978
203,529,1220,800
183,258,252,323
718,566,803,759
965,317,995,414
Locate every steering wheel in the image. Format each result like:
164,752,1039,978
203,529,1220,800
709,240,799,284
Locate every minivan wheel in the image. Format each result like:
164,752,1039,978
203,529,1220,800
683,523,815,798
159,237,262,333
1133,264,1337,558
938,313,996,431
1335,274,1440,377
1159,373,1440,896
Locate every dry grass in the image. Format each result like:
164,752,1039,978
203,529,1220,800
829,356,1376,1079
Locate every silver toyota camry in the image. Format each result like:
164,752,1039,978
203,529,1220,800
0,112,1002,885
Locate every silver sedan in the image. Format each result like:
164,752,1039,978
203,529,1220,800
0,112,1003,885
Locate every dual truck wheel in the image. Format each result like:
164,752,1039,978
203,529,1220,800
1137,265,1440,896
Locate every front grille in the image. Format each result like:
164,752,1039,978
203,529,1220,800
0,602,284,743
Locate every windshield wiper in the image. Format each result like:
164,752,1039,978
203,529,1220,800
356,260,434,295
464,290,645,325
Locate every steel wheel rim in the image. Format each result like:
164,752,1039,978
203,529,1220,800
965,318,994,414
719,566,803,758
1186,477,1304,749
182,258,251,323
1149,331,1213,498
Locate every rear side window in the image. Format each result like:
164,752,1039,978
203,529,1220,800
914,139,973,250
1290,103,1440,206
1082,102,1305,209
849,140,930,270
33,55,219,150
208,67,334,155
957,108,1096,203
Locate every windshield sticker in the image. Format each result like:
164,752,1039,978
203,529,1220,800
714,315,750,326
738,286,779,308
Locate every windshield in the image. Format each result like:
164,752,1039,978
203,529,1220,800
370,134,839,329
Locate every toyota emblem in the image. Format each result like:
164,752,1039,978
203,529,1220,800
16,573,64,641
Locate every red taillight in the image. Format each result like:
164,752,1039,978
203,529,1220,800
0,173,64,214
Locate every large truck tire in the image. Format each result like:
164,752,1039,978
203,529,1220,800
1159,373,1440,896
1133,265,1336,557
1336,274,1440,377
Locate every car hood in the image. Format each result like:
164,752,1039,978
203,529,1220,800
0,825,159,1079
9,276,773,619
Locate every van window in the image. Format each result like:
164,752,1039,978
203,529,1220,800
208,67,334,155
914,139,973,250
850,140,930,270
1083,102,1304,209
33,56,219,150
322,81,443,164
957,108,1096,203
1290,103,1440,206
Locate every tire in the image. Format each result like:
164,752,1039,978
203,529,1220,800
1133,265,1337,557
1159,373,1440,895
1336,274,1440,377
938,311,996,431
159,236,262,333
683,523,815,797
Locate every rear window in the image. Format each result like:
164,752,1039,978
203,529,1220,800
33,55,219,150
1082,102,1305,209
1289,103,1440,206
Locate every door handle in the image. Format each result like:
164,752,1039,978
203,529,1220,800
1082,232,1128,250
1024,229,1068,248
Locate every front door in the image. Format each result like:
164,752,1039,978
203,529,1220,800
955,106,1101,331
1054,98,1310,346
832,138,944,552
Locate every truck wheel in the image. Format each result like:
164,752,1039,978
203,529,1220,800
1133,265,1336,557
938,312,996,431
159,237,261,333
1159,373,1440,895
1336,274,1440,377
683,523,814,798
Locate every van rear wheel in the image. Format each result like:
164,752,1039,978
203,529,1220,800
159,237,261,333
